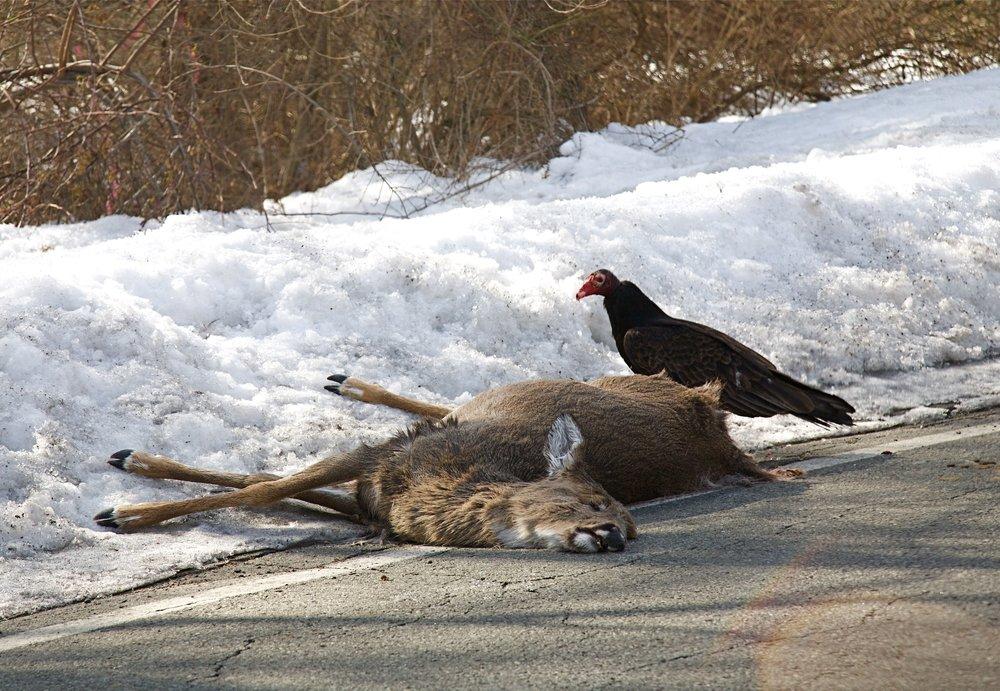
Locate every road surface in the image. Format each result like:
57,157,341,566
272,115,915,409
2,408,998,689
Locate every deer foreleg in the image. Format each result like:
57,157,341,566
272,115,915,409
95,447,369,532
325,373,453,420
104,449,360,519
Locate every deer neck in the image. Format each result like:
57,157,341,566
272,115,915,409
387,472,524,548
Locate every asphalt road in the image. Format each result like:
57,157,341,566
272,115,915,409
2,409,998,689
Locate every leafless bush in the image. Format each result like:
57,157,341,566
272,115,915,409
1,0,996,225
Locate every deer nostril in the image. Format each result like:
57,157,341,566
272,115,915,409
603,525,626,552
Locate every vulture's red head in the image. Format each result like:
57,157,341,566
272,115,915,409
576,269,620,300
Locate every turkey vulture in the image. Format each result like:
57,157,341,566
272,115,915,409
576,269,855,426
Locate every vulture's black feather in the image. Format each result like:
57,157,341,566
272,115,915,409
583,272,855,427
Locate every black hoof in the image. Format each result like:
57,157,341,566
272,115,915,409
108,449,133,470
325,373,348,395
94,508,120,529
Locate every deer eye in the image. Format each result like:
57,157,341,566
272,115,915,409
589,502,607,512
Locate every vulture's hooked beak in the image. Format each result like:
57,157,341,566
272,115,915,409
576,279,598,300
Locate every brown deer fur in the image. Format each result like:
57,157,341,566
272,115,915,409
95,372,788,553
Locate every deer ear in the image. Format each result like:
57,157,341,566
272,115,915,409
545,414,585,475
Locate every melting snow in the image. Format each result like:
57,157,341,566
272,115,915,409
1,68,998,617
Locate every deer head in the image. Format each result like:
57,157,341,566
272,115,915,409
493,415,637,552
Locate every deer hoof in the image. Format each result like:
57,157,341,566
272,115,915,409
94,507,123,529
108,449,134,470
325,374,366,401
94,507,146,531
325,373,349,395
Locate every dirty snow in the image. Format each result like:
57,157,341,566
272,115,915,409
1,68,999,617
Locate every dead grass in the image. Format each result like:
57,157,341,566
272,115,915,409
1,0,996,225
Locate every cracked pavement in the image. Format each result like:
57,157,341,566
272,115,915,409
1,408,998,689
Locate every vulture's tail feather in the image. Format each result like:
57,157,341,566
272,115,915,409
771,371,855,426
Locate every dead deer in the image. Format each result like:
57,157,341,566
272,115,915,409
95,372,791,553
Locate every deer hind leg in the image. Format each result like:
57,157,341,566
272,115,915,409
728,455,805,484
104,449,360,519
325,373,453,420
760,466,805,480
95,447,370,532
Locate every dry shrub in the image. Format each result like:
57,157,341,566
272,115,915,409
1,0,997,225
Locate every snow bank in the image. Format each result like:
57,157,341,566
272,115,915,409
2,68,999,617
